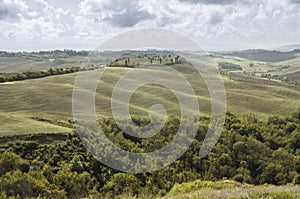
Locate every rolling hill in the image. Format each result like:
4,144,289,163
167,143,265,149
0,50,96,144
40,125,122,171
0,60,299,136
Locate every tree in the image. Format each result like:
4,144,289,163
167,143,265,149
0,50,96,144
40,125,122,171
0,169,65,198
0,152,29,175
54,165,93,198
175,55,180,63
102,173,139,196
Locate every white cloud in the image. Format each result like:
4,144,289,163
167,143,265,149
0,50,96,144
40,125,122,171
0,0,300,50
0,0,76,40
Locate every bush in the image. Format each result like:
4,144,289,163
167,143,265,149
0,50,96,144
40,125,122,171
101,173,139,197
0,169,65,198
293,175,300,184
0,152,28,175
233,174,244,183
0,67,80,83
218,62,242,70
54,165,93,198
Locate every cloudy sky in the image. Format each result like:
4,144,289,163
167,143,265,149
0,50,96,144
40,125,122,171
0,0,300,51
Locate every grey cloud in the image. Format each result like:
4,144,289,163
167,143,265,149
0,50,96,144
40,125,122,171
0,8,9,19
210,13,223,25
179,0,237,5
290,0,300,3
0,0,29,21
0,5,21,20
104,8,153,27
80,0,153,27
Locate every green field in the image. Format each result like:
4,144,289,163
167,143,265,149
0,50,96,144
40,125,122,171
0,49,299,137
0,63,300,136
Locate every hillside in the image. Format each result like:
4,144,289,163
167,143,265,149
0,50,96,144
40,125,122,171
0,64,300,136
0,50,300,199
223,49,300,63
0,111,299,198
163,180,300,199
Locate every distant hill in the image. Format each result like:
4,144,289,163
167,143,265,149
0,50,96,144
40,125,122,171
275,44,300,52
224,49,300,62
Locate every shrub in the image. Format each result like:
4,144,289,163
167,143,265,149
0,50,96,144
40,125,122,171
101,173,139,197
233,174,244,183
293,175,300,185
0,152,28,175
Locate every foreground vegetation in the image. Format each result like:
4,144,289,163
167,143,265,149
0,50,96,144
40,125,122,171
0,110,299,198
0,50,299,198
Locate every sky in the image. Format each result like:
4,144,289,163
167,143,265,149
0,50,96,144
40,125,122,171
0,0,300,51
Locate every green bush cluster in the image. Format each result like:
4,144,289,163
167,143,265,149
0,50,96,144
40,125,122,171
0,110,299,198
261,73,289,82
218,62,242,71
0,67,80,83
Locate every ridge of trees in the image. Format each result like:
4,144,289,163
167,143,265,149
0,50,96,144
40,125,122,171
0,64,105,83
0,67,80,83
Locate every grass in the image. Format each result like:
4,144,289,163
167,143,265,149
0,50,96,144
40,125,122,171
0,56,84,73
0,112,72,137
109,181,300,199
163,180,300,199
168,180,241,195
275,54,300,67
0,56,300,136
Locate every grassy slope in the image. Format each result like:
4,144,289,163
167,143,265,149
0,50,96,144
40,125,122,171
0,64,300,136
274,55,300,83
0,56,86,73
163,184,300,199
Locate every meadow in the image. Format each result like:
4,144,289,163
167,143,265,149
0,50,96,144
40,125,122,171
0,61,299,136
0,50,299,198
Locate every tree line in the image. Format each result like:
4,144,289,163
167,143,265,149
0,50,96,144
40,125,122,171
0,50,89,58
0,67,80,83
218,62,242,71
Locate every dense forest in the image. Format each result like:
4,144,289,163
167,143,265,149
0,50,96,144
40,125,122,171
0,110,299,198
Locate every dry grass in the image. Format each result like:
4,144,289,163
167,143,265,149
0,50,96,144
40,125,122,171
163,184,300,199
0,64,300,136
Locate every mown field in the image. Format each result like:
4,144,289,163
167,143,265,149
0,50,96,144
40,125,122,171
0,62,300,136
